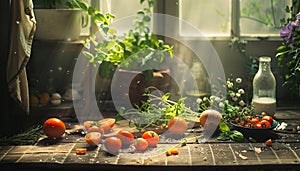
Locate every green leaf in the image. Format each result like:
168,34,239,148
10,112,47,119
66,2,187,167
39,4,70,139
219,120,230,133
82,51,95,60
229,130,244,142
217,132,231,141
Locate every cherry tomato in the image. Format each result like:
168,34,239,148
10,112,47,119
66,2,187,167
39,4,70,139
134,138,148,151
262,116,274,124
142,131,159,147
43,118,66,138
87,126,104,136
116,130,135,147
97,118,116,133
167,116,188,135
260,120,271,128
253,123,262,129
265,139,272,146
85,132,102,146
103,136,122,155
251,117,260,124
75,148,87,155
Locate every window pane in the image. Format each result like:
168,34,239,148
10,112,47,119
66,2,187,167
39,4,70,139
101,0,148,20
179,0,231,37
240,0,291,36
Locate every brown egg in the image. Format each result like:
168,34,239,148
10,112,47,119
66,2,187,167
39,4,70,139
30,95,39,106
39,92,50,105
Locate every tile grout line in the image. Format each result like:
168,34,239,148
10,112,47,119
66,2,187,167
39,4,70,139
187,145,192,165
286,145,300,162
249,143,262,165
269,147,282,164
0,146,14,161
228,144,238,165
60,143,76,164
208,144,216,165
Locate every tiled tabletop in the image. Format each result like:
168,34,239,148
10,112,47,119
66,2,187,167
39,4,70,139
1,109,300,171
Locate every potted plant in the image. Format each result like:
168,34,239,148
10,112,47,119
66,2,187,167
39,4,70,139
70,0,174,107
33,0,85,41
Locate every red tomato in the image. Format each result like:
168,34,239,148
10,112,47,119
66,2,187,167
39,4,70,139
142,131,159,147
167,116,188,135
85,132,102,146
265,139,272,146
253,123,262,129
262,116,274,124
251,117,260,124
260,120,271,128
103,136,122,155
43,118,66,138
87,126,104,136
116,130,134,147
134,138,148,151
97,118,116,133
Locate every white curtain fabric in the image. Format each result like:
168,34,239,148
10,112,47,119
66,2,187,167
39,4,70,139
7,0,36,114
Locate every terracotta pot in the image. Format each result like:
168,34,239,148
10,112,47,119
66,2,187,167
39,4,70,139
112,68,171,107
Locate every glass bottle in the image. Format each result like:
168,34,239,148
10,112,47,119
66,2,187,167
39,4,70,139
252,56,276,116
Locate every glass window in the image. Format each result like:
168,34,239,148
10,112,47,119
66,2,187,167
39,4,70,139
179,0,231,37
240,0,291,36
100,0,149,20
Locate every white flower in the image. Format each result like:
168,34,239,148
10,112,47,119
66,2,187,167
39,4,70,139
238,89,245,94
235,78,242,84
227,82,233,88
196,98,202,104
214,96,221,102
232,97,238,101
210,96,215,100
218,102,224,108
230,92,235,97
203,97,208,102
239,100,245,106
235,93,241,97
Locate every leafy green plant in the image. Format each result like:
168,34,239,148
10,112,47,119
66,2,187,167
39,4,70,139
68,0,173,79
116,87,200,132
276,2,300,94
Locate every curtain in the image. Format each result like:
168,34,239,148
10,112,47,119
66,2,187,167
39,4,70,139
7,0,36,114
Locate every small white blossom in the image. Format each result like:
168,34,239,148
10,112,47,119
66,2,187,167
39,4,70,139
214,96,221,102
230,92,235,97
210,96,216,100
196,98,202,104
232,97,238,101
218,102,224,108
227,82,233,88
235,78,242,84
239,100,245,106
203,97,208,101
235,93,241,97
238,89,245,94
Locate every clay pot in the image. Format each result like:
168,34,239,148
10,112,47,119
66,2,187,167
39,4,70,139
112,68,171,108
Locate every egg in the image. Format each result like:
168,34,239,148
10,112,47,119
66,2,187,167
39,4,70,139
51,93,62,105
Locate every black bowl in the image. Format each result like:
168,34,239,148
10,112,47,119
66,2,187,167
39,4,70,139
230,119,278,142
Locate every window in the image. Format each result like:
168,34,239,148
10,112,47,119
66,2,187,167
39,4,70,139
177,0,291,38
179,0,231,37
